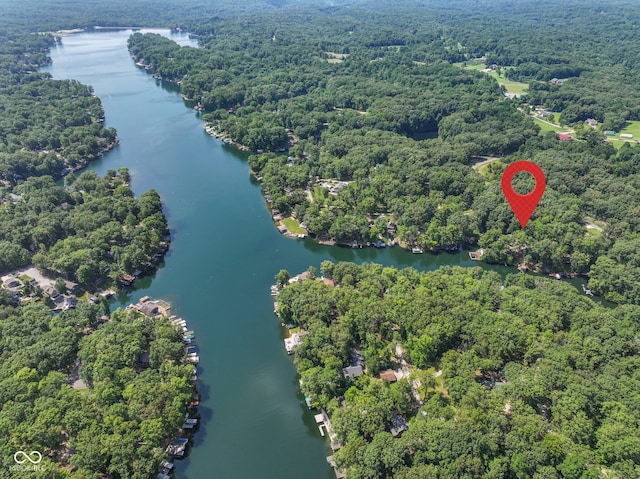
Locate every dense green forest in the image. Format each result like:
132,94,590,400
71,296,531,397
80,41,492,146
277,262,640,479
1,1,640,478
124,1,640,304
0,300,196,478
0,31,117,182
0,170,168,287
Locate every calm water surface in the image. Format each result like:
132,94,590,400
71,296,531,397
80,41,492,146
44,29,510,479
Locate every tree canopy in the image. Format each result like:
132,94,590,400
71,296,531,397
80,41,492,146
0,301,196,478
278,262,640,478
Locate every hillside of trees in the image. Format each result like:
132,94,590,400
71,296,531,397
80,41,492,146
277,262,640,479
0,9,188,479
0,30,168,290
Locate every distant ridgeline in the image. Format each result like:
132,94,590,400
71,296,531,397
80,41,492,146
0,298,198,478
127,3,640,305
276,262,640,479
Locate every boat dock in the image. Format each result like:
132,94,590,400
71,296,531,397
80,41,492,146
314,409,342,451
469,249,484,260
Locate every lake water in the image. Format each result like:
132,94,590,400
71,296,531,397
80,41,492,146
43,29,513,479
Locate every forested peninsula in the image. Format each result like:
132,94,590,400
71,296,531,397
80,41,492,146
124,2,640,304
277,262,640,479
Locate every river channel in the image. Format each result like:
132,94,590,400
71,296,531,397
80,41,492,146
44,29,514,479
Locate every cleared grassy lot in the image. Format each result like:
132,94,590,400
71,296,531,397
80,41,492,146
454,60,529,94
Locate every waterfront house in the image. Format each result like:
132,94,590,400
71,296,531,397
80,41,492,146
139,301,159,317
120,274,136,286
289,271,311,283
284,331,307,354
321,277,335,287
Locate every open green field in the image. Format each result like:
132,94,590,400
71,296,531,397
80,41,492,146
282,217,306,234
453,59,485,70
533,117,565,133
453,60,528,94
491,73,528,94
619,120,640,138
608,138,639,149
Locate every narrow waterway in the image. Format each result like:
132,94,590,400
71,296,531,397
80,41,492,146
43,29,513,479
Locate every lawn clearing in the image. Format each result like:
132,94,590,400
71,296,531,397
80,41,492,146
533,117,565,133
618,120,640,138
324,52,349,63
282,217,306,235
454,61,528,94
490,72,528,94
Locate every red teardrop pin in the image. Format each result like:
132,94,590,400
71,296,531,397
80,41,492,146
501,160,546,228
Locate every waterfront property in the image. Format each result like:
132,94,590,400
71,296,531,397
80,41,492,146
42,29,538,479
128,296,201,470
326,456,346,479
284,331,307,354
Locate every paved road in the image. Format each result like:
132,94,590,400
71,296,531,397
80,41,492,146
472,156,501,170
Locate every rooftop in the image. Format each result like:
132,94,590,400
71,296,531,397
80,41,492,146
379,369,397,382
343,365,363,380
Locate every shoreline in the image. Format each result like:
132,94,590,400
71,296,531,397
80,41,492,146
203,124,249,151
53,138,119,180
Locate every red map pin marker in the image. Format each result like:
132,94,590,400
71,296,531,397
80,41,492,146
501,160,546,228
